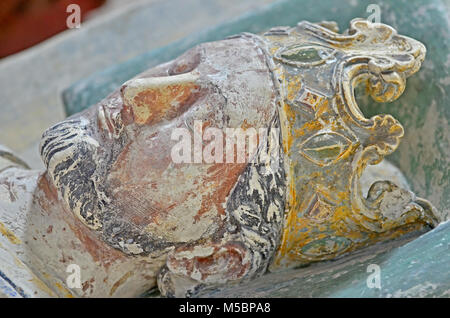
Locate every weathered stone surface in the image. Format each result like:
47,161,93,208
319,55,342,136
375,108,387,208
0,0,448,298
2,15,447,297
60,0,449,297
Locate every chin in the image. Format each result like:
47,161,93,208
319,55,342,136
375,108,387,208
39,116,104,230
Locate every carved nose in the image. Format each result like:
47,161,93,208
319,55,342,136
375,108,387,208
120,72,201,125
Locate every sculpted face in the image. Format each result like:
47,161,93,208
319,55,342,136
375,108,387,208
41,34,278,255
40,19,440,274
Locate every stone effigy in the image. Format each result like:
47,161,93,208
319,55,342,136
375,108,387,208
0,19,444,297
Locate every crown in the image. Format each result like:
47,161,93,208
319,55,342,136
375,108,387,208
248,19,440,269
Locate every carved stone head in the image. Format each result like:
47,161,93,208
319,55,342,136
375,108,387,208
39,18,439,275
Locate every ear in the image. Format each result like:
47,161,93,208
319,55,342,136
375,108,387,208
120,72,200,125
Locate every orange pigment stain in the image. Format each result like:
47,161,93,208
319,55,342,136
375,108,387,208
195,163,246,222
132,83,200,125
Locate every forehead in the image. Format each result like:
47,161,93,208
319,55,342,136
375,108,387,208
139,36,270,76
180,36,271,75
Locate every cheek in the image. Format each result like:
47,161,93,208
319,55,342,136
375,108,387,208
108,131,174,187
105,136,174,226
